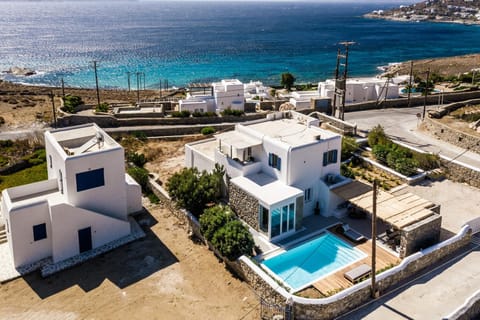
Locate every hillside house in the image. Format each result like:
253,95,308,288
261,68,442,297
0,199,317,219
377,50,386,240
185,111,350,241
1,124,142,268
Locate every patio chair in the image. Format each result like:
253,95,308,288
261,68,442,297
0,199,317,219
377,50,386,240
340,224,367,243
344,264,371,283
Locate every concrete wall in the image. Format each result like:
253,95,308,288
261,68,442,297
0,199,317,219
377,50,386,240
445,290,480,320
228,181,259,232
423,117,480,155
49,203,131,263
399,214,442,258
125,173,142,214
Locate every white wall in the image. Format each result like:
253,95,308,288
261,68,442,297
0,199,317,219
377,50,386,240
63,147,128,221
125,174,142,214
7,201,52,268
179,100,208,113
49,203,131,263
214,80,245,111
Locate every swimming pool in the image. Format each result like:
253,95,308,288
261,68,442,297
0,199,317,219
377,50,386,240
261,232,367,292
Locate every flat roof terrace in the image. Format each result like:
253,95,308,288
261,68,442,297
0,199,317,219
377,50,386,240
246,118,339,148
49,124,120,156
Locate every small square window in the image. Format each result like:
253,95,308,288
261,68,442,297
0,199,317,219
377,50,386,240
33,223,47,241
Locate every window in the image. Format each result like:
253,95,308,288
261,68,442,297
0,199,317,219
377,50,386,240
76,168,105,192
49,155,52,168
323,150,338,166
260,206,269,233
33,223,47,241
304,188,312,202
268,153,281,170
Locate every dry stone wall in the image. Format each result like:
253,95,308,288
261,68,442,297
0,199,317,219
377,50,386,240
399,214,442,258
228,182,259,231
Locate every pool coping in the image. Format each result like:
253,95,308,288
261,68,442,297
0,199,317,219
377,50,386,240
258,227,368,293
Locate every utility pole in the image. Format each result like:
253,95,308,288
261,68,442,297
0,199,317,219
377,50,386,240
159,78,162,99
334,41,355,121
61,78,65,98
332,48,341,117
422,68,430,120
50,91,57,129
371,179,378,298
407,61,413,108
92,60,101,107
143,72,146,90
136,72,141,104
126,72,131,92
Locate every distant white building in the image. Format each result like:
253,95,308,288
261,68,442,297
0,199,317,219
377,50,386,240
289,90,326,111
318,77,399,104
244,80,272,101
185,111,349,241
1,124,142,268
179,79,245,114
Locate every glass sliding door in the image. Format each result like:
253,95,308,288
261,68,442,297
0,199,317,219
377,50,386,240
288,203,295,230
282,205,288,234
271,208,281,238
259,205,269,233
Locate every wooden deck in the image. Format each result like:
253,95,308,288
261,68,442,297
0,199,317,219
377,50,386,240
312,227,400,295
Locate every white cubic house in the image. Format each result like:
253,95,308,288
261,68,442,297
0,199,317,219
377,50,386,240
1,123,142,269
318,77,399,104
179,79,245,113
185,111,349,241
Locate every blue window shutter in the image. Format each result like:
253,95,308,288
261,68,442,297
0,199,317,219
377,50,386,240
332,150,338,163
323,152,328,166
277,157,281,170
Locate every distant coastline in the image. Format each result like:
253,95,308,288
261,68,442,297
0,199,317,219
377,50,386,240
364,12,480,25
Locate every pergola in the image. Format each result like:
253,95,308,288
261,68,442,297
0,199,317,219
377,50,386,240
333,180,436,229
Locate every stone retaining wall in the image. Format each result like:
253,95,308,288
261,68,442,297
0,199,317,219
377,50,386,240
228,181,259,232
440,159,480,189
423,117,480,155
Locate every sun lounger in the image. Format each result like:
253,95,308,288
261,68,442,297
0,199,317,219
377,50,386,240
344,264,371,283
341,224,367,243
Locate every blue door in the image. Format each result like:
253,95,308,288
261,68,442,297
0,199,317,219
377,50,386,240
78,227,92,253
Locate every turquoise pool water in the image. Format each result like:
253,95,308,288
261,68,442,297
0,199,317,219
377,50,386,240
262,232,367,292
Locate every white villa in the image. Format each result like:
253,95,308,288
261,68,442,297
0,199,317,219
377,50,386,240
0,123,142,268
318,77,400,104
179,79,245,113
185,111,349,241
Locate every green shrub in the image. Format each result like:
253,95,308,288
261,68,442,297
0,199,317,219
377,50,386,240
340,163,355,179
367,125,390,147
148,192,160,204
192,111,217,117
372,144,390,164
166,165,224,217
127,152,147,167
199,205,234,242
172,110,191,118
132,131,148,141
62,95,83,113
211,220,254,261
95,102,109,113
201,126,216,135
127,166,149,191
220,109,244,117
412,152,440,171
341,136,358,161
394,157,419,176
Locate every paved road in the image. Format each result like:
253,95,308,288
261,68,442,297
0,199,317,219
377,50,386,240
344,106,480,169
337,242,480,320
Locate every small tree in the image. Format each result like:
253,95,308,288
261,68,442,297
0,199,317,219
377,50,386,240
281,73,296,91
211,220,254,261
166,166,224,217
199,205,234,242
341,136,358,161
367,125,390,147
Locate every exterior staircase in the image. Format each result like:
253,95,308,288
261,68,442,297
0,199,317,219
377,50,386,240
0,224,7,244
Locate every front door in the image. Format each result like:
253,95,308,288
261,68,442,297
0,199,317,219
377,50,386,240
78,227,92,253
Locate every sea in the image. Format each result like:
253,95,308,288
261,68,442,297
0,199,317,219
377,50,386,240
1,0,480,89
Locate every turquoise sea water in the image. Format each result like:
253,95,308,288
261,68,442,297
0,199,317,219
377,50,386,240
262,232,366,291
1,1,480,89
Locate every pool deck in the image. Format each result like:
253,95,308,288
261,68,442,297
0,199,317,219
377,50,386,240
312,226,400,296
251,213,400,296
